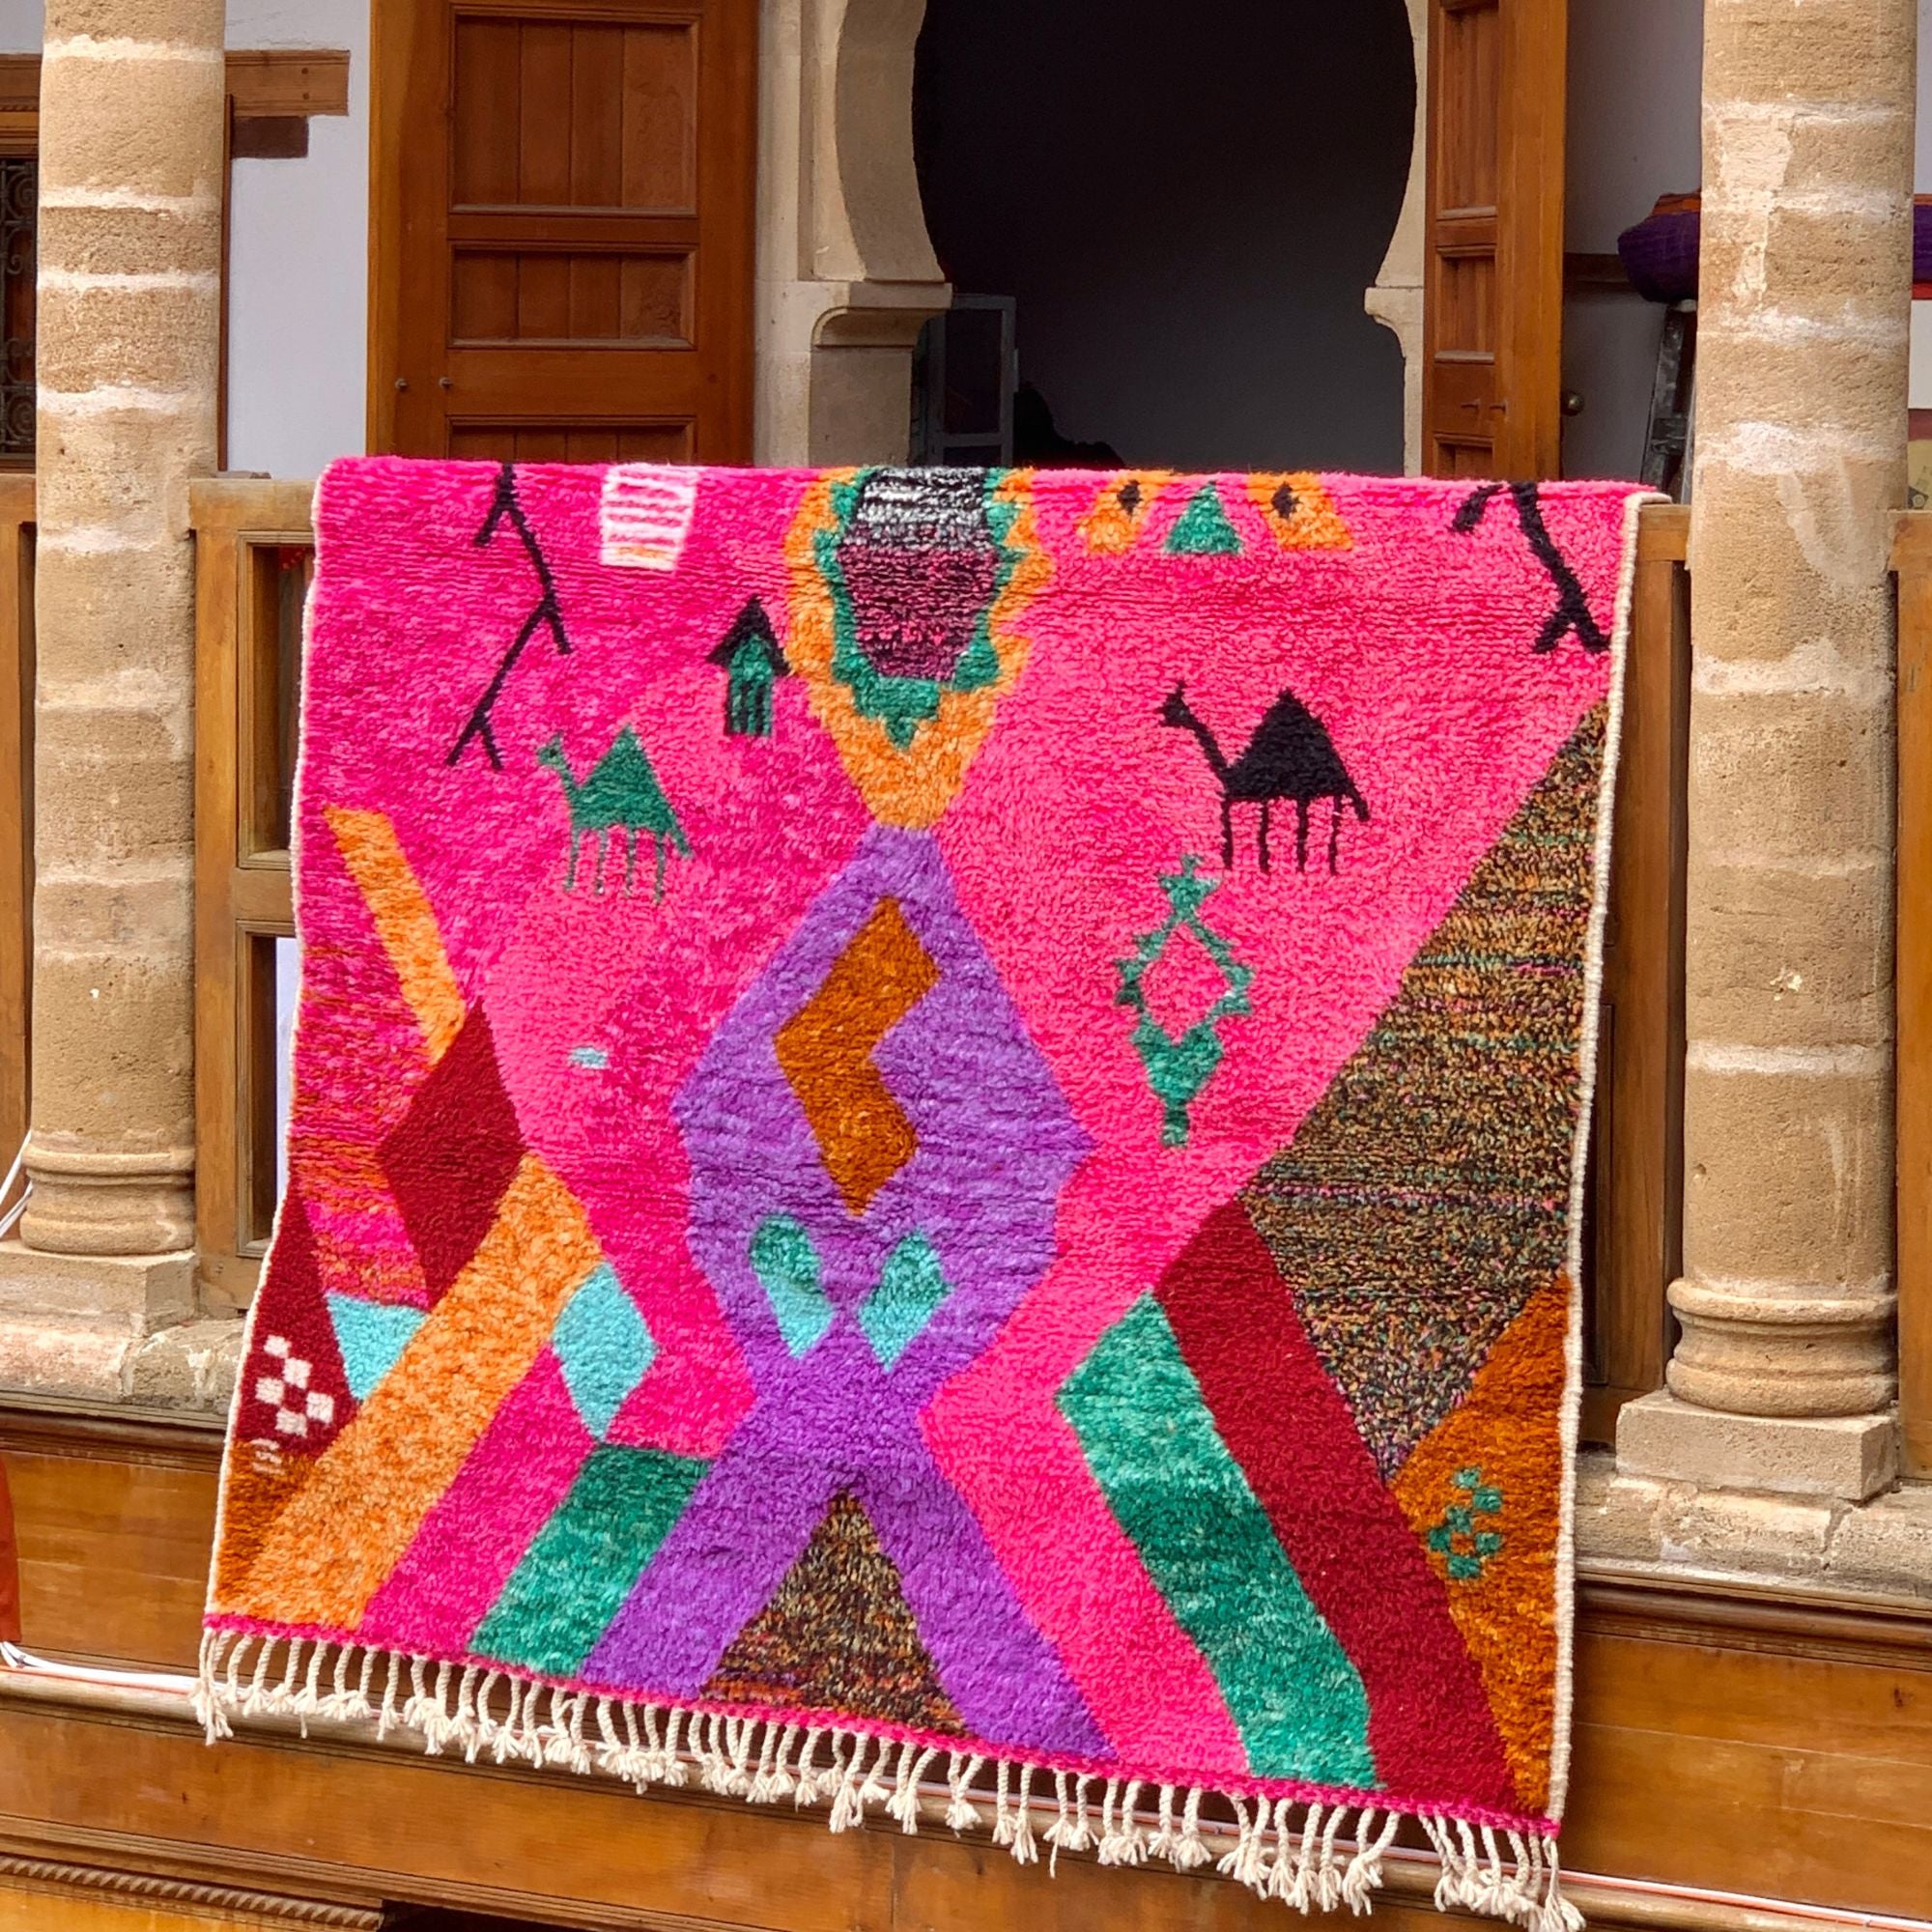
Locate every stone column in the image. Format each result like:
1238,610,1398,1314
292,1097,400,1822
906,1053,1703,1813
14,5,222,1273
753,0,951,466
1617,0,1913,1501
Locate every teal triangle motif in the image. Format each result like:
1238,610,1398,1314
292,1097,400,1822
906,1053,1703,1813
326,1293,427,1402
750,1214,834,1357
1166,483,1243,556
858,1232,951,1369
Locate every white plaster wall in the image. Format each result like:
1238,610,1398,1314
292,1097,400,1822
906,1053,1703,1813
0,2,38,53
1561,0,1703,480
1919,0,1932,187
224,0,368,478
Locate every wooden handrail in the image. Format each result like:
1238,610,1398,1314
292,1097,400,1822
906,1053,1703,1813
1893,509,1932,1478
0,472,29,1220
1582,500,1690,1439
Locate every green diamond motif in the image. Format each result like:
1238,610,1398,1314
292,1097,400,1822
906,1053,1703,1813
1115,855,1254,1147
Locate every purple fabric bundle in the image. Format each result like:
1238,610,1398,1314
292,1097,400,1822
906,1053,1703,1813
1617,199,1932,302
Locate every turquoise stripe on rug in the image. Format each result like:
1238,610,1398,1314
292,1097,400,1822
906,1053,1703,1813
1059,1293,1376,1787
474,1443,708,1677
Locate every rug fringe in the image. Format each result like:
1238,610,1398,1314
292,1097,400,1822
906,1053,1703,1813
196,1628,1579,1929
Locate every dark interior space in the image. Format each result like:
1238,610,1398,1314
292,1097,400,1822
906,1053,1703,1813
912,0,1416,473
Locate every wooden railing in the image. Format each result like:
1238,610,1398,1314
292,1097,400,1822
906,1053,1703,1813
179,481,1690,1433
1893,511,1932,1478
190,477,312,1313
1584,501,1690,1440
0,473,27,1221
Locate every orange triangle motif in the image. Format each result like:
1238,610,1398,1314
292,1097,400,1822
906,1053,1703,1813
1246,471,1353,552
1390,1273,1570,1814
1077,470,1174,554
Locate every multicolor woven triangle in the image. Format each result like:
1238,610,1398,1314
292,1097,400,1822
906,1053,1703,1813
201,458,1647,1927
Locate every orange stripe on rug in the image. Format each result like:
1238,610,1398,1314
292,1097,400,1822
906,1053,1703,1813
231,1153,602,1632
325,805,467,1063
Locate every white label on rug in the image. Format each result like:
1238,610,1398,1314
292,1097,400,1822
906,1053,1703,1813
600,465,700,570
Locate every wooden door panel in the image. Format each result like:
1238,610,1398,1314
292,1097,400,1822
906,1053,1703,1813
444,421,694,463
372,0,752,462
449,249,692,346
449,14,697,213
1435,0,1499,212
1422,0,1566,479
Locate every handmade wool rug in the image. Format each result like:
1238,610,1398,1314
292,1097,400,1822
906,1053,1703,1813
201,459,1649,1928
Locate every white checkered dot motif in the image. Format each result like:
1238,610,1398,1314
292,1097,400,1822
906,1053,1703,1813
254,1333,335,1438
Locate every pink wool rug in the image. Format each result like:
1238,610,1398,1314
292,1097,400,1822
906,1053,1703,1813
202,460,1648,1927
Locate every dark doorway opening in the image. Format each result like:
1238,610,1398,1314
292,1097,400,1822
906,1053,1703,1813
911,0,1414,473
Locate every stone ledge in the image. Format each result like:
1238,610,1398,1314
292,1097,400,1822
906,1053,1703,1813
0,1310,240,1411
0,1239,193,1329
1577,1450,1932,1602
2,1321,1927,1599
1614,1388,1898,1501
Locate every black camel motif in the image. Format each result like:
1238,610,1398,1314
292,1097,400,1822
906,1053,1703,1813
1161,682,1369,874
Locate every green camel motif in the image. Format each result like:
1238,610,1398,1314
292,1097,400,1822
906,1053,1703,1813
537,726,691,903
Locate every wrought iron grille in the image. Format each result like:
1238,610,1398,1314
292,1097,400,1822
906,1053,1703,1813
0,158,34,464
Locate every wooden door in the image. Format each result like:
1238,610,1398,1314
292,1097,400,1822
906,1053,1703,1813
370,0,756,463
1421,0,1567,478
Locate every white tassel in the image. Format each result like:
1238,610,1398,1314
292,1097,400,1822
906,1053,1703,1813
191,1631,234,1741
828,1733,872,1833
699,1713,736,1795
727,1716,757,1796
792,1727,825,1808
1344,1804,1400,1913
1313,1804,1348,1914
945,1752,984,1833
242,1634,275,1717
662,1707,691,1787
277,1636,305,1703
190,1644,1580,1932
770,1721,802,1803
1216,1796,1259,1890
857,1734,895,1817
1095,1778,1146,1866
1293,1803,1328,1910
1266,1799,1301,1904
1007,1763,1039,1866
748,1720,781,1804
1538,1837,1584,1932
1171,1784,1211,1872
889,1743,938,1833
1045,1770,1094,1873
376,1649,404,1742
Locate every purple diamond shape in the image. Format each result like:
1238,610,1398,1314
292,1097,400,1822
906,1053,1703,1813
674,826,1092,1400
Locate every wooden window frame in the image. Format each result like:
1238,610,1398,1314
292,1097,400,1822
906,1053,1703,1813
191,478,313,1314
